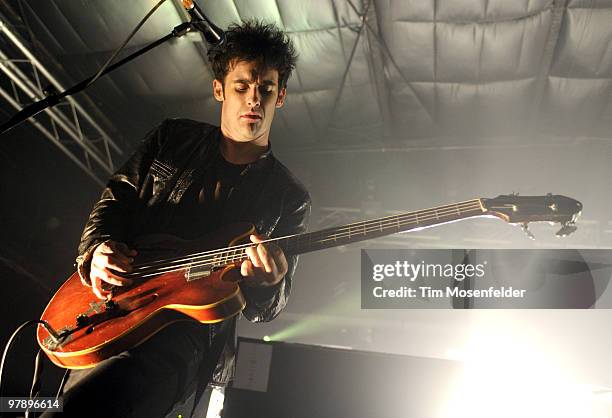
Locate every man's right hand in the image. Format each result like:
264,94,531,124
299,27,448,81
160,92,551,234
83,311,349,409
89,240,137,299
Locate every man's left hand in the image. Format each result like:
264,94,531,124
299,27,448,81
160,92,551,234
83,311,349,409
240,234,288,287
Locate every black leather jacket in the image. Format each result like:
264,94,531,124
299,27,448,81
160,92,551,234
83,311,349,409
75,118,311,384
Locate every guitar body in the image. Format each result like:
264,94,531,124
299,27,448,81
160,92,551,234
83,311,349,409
37,223,254,369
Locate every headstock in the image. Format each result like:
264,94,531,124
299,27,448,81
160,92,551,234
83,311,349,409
481,193,582,239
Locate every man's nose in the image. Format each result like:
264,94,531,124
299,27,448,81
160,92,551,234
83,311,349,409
247,86,261,108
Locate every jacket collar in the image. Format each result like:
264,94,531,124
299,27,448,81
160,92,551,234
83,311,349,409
214,127,275,172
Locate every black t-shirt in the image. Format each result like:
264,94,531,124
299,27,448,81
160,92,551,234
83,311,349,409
166,151,247,239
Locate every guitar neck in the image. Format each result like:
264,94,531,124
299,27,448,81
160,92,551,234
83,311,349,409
126,199,489,278
276,198,485,256
120,194,582,278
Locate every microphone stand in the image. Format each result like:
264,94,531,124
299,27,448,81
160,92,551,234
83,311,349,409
0,21,194,136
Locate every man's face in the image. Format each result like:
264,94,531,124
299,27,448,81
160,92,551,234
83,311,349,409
213,59,286,145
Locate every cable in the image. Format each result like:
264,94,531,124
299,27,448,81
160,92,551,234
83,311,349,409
0,320,63,418
86,0,168,88
1,320,40,396
28,349,44,400
24,349,44,418
55,369,70,401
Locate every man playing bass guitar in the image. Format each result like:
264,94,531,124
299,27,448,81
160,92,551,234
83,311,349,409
42,21,310,417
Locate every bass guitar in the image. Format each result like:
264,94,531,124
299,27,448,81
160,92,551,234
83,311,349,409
37,194,582,369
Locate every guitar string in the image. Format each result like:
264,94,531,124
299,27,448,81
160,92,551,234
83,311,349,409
131,206,487,279
127,201,484,277
126,202,484,278
175,204,486,272
128,199,482,273
131,205,486,279
127,200,482,274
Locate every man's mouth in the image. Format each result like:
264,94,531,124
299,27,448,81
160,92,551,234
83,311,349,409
241,113,262,121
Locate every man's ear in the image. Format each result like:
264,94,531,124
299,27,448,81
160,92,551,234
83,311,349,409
213,79,224,102
276,87,287,108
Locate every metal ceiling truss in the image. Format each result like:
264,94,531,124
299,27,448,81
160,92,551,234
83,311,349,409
362,0,392,140
324,0,372,140
317,0,436,148
0,16,123,187
528,0,569,133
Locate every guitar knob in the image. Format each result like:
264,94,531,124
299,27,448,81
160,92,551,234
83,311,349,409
104,299,118,311
76,314,90,326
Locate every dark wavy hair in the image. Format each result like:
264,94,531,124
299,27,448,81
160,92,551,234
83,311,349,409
207,20,297,90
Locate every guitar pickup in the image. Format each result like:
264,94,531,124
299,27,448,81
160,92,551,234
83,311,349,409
184,264,213,282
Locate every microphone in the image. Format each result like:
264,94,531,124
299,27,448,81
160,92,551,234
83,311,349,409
181,0,225,45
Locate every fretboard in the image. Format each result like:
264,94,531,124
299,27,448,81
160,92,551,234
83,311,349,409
276,198,485,256
128,199,487,277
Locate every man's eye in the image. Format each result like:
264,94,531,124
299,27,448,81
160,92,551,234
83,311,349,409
236,86,247,92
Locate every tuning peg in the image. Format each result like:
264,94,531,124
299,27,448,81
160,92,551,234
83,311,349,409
521,223,535,240
556,223,577,237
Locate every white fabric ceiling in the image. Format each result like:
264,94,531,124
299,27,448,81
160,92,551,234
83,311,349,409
6,0,611,150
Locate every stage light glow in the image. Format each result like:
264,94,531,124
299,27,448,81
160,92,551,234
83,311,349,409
267,290,361,342
440,329,612,418
266,313,338,342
